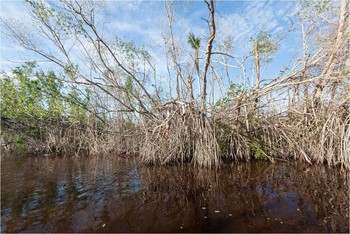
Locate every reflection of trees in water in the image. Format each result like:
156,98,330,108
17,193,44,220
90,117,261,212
134,161,349,232
1,157,349,232
1,156,126,232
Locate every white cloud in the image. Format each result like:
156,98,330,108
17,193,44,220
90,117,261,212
0,0,29,20
1,0,300,89
215,0,295,53
111,21,144,34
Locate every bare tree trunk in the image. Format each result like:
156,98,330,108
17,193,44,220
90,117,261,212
292,86,297,107
187,75,194,103
300,17,310,112
254,41,260,109
164,1,181,99
201,0,216,113
302,63,309,112
329,81,339,109
312,0,349,106
195,48,199,76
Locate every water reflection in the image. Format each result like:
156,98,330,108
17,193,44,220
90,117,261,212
1,156,349,233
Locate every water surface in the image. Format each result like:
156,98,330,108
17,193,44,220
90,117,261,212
1,155,349,232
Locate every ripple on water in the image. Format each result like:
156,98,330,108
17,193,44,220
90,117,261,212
1,156,349,233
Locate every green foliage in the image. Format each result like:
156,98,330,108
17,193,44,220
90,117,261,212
219,35,234,52
251,31,279,64
26,0,85,37
114,37,150,107
115,37,150,71
187,32,201,50
1,62,68,122
187,32,201,74
215,83,245,107
125,76,133,90
256,31,278,54
1,62,44,120
249,141,269,160
341,70,350,76
249,114,263,127
41,71,64,118
14,135,26,155
67,90,83,122
300,0,331,14
1,63,92,154
215,120,233,154
227,83,245,97
125,75,134,102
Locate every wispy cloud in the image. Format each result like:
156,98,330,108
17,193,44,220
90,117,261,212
0,0,28,19
1,0,299,84
216,0,294,42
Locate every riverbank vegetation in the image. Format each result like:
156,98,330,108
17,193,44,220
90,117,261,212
1,0,349,170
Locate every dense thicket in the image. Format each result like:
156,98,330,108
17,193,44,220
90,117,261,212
1,0,349,169
0,63,104,154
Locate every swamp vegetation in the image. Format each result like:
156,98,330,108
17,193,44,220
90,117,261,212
1,0,349,169
0,0,349,232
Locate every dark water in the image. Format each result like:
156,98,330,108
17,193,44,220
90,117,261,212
1,155,349,233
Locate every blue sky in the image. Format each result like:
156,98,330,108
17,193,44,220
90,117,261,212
1,0,301,100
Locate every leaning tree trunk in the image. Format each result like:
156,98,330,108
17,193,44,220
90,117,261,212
312,0,349,107
200,0,216,113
